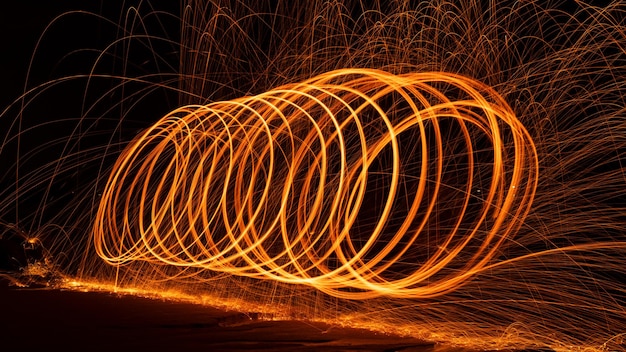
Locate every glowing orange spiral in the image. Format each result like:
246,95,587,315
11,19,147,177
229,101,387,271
93,68,538,299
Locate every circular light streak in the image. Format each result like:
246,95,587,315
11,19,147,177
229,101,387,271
93,68,538,299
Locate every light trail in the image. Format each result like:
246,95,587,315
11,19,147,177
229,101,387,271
2,1,626,351
93,68,538,299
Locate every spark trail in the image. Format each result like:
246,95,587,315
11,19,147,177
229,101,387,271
2,1,626,351
93,69,538,299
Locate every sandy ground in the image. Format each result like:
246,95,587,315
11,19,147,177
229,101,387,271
0,277,471,352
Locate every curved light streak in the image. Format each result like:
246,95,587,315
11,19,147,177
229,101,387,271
93,68,538,299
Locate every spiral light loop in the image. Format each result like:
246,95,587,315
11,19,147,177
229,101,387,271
94,68,538,299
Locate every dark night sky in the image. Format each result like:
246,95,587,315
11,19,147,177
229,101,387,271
0,1,180,111
1,2,101,109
